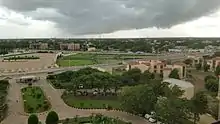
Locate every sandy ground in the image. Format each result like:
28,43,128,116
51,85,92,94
0,53,56,72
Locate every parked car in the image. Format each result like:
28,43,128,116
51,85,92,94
144,114,151,119
149,117,157,123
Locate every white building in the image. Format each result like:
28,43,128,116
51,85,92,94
168,49,182,53
162,78,194,99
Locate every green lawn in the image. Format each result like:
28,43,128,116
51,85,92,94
57,59,96,67
57,53,148,67
62,94,121,110
21,86,51,113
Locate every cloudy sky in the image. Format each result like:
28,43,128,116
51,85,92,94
0,0,220,38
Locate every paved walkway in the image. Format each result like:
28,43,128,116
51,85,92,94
1,77,150,124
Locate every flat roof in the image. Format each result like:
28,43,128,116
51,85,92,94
163,78,194,88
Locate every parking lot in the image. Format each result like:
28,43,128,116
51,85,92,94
0,53,57,73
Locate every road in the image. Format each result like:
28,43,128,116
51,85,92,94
0,53,208,77
1,77,150,124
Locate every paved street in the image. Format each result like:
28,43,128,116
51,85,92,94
1,77,150,124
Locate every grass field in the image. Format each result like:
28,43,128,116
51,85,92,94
62,94,121,110
21,86,50,113
57,53,148,67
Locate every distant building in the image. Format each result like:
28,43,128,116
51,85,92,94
29,43,48,50
87,47,96,52
206,57,220,71
168,49,182,53
126,60,187,79
60,43,80,51
162,78,194,99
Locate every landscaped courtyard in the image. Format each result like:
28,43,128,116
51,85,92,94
21,86,51,113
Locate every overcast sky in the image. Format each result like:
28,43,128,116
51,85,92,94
0,0,220,38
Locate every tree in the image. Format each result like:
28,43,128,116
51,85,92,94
215,65,220,76
204,75,216,83
205,78,218,92
203,63,210,72
119,85,157,115
141,70,155,83
46,111,59,124
168,69,180,79
189,91,208,124
121,68,142,85
195,63,202,70
184,59,193,65
155,97,191,124
28,114,39,124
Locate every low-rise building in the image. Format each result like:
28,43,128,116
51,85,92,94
126,60,186,79
88,47,96,52
162,78,194,99
29,43,48,50
60,43,80,51
206,57,220,71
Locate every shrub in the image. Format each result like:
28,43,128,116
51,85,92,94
43,104,49,110
28,114,39,124
28,107,34,113
45,111,59,124
37,94,42,99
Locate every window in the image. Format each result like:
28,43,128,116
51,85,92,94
160,65,163,69
160,70,163,74
182,66,186,77
154,70,157,73
154,65,157,69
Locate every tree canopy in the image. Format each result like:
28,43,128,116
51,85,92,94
168,69,180,79
28,114,39,124
46,111,59,124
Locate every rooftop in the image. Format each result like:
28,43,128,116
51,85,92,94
163,78,194,88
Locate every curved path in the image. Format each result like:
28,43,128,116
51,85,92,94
1,77,150,124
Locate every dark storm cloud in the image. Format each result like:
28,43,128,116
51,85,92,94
1,0,220,34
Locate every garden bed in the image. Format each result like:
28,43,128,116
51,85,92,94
60,114,131,124
62,93,121,110
21,86,51,113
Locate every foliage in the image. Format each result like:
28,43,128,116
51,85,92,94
22,87,50,113
168,69,180,79
204,75,217,83
119,80,184,115
195,63,202,70
28,114,39,124
0,80,9,122
215,65,220,76
46,111,59,124
154,97,191,124
121,68,142,85
184,59,193,65
189,91,208,124
203,63,210,72
205,78,218,92
60,114,130,124
3,55,40,61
